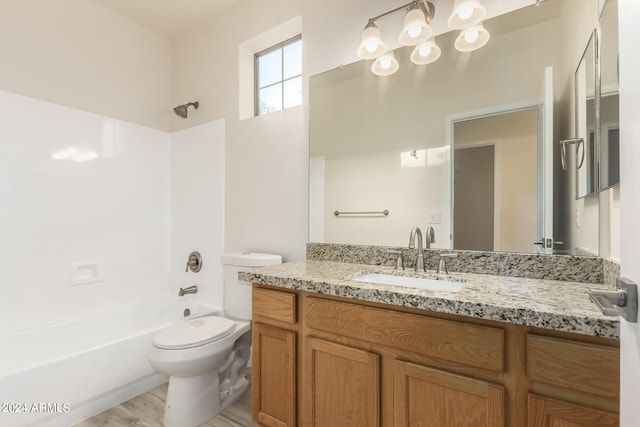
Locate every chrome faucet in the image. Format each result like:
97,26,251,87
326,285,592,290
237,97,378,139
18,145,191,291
178,285,198,296
425,226,435,248
408,227,426,272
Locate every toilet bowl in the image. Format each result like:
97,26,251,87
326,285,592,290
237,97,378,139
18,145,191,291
148,252,281,427
148,317,251,427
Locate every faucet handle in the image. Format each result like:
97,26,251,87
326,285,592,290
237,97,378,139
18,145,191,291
388,250,405,270
437,253,458,274
185,251,203,272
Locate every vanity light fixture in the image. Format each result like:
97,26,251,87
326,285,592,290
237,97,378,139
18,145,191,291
398,4,432,46
410,38,441,65
357,0,435,75
448,0,489,53
447,0,487,30
372,51,400,76
454,22,490,52
357,21,387,60
357,0,490,76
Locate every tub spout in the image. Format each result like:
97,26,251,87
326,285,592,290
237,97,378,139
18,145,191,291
178,285,198,296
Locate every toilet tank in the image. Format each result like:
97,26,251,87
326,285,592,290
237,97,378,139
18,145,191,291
220,252,282,320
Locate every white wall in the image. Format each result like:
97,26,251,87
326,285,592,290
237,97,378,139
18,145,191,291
170,121,226,306
0,0,173,131
172,0,307,262
0,90,171,333
618,0,640,423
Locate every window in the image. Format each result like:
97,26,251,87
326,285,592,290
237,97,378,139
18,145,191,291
255,35,302,116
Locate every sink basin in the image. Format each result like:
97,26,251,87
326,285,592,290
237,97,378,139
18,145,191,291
352,273,464,293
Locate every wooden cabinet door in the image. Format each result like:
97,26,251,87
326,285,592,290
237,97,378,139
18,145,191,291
394,360,504,427
304,337,380,427
252,323,296,427
528,394,619,427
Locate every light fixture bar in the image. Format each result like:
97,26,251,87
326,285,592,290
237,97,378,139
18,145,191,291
368,0,434,25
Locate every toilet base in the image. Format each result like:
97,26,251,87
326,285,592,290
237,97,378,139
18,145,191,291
163,372,250,427
164,370,220,427
162,332,252,427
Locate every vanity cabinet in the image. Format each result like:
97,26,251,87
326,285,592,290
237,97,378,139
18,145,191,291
394,360,504,427
528,394,618,426
303,295,506,427
304,337,380,427
252,288,299,427
526,334,620,426
251,285,620,427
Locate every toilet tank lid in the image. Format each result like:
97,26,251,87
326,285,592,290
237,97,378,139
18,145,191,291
220,252,282,267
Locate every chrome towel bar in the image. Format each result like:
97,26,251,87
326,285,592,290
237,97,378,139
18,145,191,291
334,209,389,217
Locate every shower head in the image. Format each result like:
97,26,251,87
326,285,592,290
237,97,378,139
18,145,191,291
173,101,199,118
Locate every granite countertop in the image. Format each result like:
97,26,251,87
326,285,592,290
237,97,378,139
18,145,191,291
240,260,620,340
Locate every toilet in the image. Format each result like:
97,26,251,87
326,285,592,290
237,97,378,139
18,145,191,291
148,252,282,427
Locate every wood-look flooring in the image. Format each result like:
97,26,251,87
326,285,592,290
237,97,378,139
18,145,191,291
75,381,257,427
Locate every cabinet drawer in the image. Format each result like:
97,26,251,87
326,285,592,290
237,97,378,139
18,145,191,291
253,287,297,325
527,334,619,399
306,297,504,372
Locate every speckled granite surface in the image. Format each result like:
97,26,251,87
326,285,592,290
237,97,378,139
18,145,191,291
603,258,621,288
307,243,604,283
241,260,620,339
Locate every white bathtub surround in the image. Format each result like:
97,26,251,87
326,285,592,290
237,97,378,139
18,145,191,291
171,120,226,305
0,89,172,335
0,89,229,426
0,300,221,427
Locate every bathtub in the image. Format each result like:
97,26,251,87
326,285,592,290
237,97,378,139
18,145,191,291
0,300,221,427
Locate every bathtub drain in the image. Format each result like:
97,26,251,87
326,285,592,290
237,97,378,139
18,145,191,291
183,308,191,317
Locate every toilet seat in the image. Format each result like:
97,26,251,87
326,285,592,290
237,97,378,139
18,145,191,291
154,316,236,350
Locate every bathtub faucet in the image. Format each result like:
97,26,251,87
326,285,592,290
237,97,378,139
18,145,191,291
178,285,198,296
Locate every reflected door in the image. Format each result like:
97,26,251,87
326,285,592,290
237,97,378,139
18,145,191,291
454,145,495,251
452,108,539,253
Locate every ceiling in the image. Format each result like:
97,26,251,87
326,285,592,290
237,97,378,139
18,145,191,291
92,0,537,40
92,0,238,38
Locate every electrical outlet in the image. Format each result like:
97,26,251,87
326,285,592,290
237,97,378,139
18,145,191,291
428,211,441,224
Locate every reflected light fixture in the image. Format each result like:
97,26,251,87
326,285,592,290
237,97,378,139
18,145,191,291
447,0,487,30
454,22,490,52
372,51,400,76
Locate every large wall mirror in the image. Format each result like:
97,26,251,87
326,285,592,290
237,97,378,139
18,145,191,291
309,0,602,255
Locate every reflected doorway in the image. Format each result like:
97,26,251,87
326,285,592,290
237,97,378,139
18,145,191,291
454,145,495,251
453,108,539,253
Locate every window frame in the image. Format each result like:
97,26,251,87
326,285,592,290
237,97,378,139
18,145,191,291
254,34,302,117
